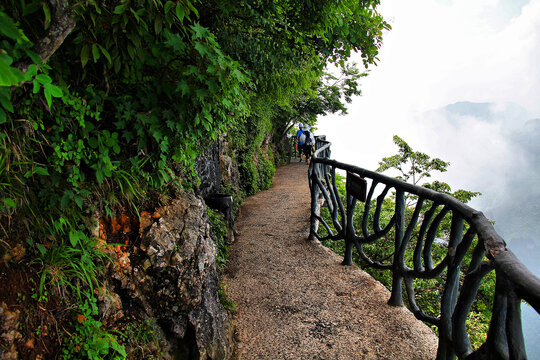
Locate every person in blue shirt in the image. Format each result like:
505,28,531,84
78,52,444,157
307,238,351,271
299,126,315,163
296,123,305,162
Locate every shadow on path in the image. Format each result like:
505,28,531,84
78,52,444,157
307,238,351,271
224,160,438,360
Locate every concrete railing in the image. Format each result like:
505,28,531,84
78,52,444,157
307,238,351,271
308,137,540,360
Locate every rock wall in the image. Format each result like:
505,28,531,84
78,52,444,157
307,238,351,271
103,192,233,359
195,141,222,199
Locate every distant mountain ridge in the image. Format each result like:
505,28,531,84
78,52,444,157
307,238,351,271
443,101,494,119
441,101,530,125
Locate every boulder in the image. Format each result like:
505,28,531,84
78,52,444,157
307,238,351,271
103,192,233,359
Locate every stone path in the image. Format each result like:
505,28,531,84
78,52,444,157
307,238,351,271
224,160,438,360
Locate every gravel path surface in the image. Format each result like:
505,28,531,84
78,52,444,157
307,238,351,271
224,160,438,360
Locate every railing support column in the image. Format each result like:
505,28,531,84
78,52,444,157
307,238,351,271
342,194,354,266
308,164,321,240
388,190,405,307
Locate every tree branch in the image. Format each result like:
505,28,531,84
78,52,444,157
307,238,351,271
17,0,76,73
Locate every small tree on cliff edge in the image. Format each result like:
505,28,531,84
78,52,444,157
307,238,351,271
377,135,480,204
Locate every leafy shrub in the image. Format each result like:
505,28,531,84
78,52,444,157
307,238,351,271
62,297,126,360
257,157,275,191
207,208,229,273
238,153,260,196
218,282,237,313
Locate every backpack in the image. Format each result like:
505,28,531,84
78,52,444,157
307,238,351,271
304,131,313,146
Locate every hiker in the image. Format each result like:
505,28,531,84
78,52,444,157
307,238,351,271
296,123,305,161
299,126,315,163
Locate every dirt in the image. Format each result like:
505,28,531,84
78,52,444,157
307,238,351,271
0,261,66,359
224,160,439,360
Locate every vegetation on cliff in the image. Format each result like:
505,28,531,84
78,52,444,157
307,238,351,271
0,0,389,358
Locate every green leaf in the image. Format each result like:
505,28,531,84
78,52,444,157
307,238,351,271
34,166,49,176
98,44,112,64
164,1,175,13
24,50,42,65
42,3,51,30
0,87,13,112
47,84,63,98
35,74,52,84
92,44,100,63
32,80,40,94
0,12,22,41
69,229,79,247
81,45,90,67
88,137,98,148
36,243,46,256
127,44,136,59
43,87,52,108
96,168,104,183
192,23,207,39
0,56,24,86
175,4,185,22
130,8,140,22
186,1,199,17
154,17,163,34
74,195,83,209
24,64,38,81
113,4,126,14
0,107,6,124
194,41,208,57
3,197,16,208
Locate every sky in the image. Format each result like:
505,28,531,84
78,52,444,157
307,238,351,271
317,0,540,354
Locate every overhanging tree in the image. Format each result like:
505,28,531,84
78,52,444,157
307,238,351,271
0,0,390,356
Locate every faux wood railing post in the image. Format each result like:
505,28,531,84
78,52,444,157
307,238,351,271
388,189,405,307
342,193,354,266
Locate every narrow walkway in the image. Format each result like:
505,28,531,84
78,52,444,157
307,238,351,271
224,161,438,360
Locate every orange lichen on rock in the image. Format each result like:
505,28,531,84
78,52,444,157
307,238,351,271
99,208,139,246
98,219,107,240
139,211,153,234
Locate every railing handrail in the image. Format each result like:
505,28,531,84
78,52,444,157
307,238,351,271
313,138,332,158
312,157,508,258
307,137,540,360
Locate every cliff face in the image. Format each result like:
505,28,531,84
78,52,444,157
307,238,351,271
98,139,245,359
0,136,275,359
102,191,233,359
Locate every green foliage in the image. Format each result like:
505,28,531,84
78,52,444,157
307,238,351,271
238,153,260,196
120,318,162,359
238,150,276,196
207,207,228,273
208,209,238,312
378,135,450,185
257,157,276,191
218,282,237,313
0,0,389,354
62,296,126,360
31,217,108,302
378,135,481,202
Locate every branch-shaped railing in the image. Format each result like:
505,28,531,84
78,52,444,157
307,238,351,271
308,137,540,360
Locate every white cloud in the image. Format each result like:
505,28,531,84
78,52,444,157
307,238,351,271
375,0,540,114
318,0,540,171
